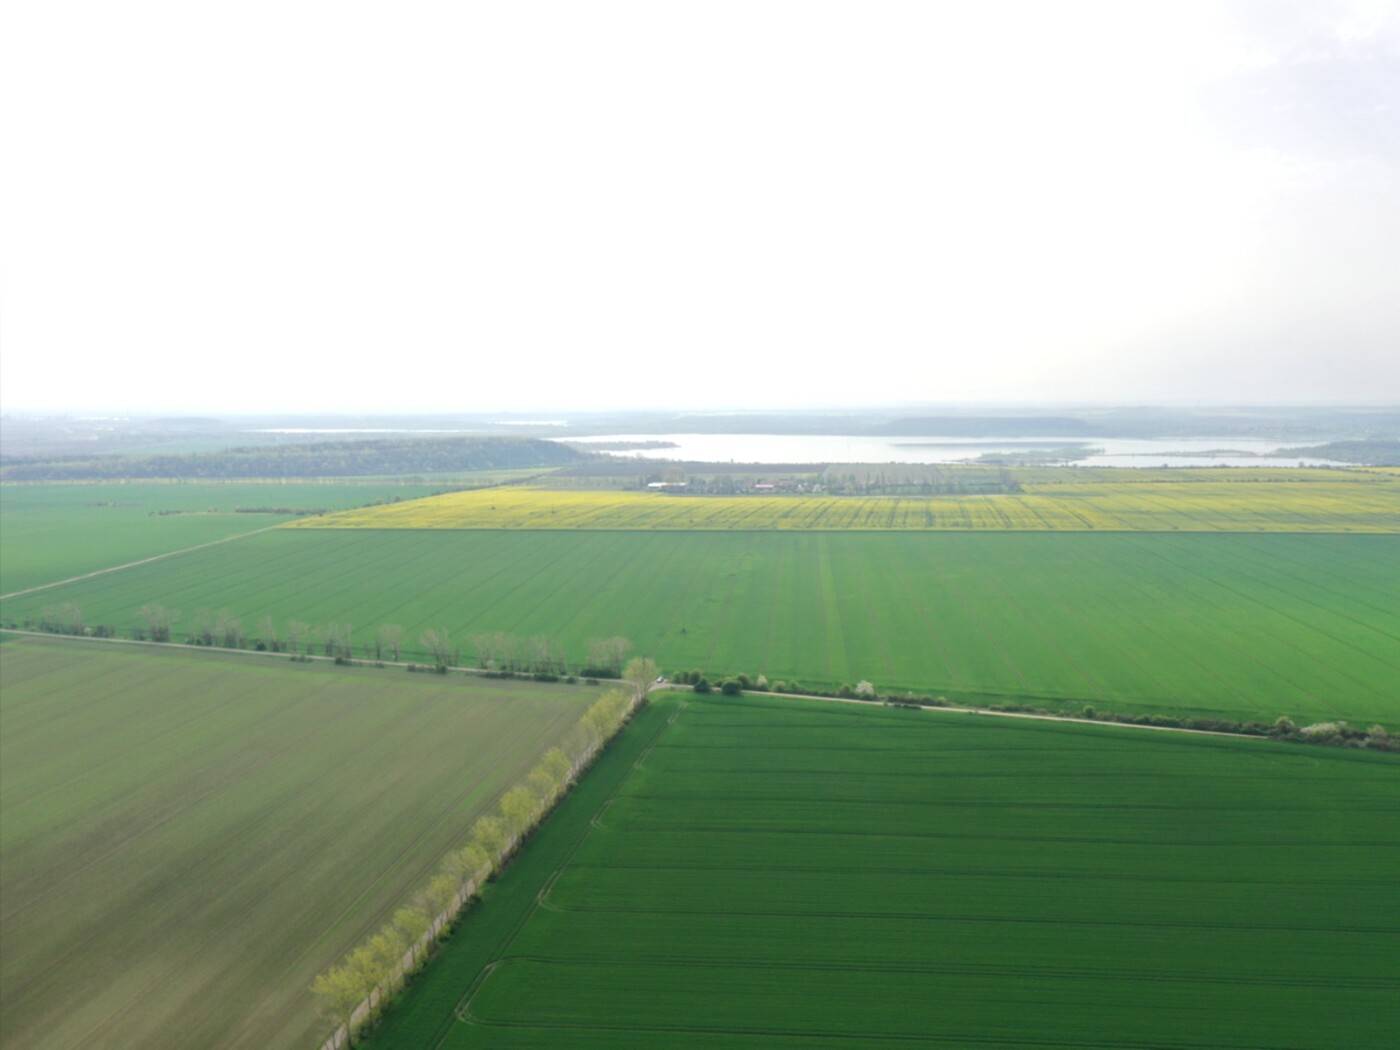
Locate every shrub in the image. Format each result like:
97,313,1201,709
1300,721,1343,741
720,679,743,696
693,677,712,694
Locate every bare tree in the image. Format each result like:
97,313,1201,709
625,656,658,701
193,608,215,646
215,610,243,649
585,636,630,676
469,632,497,670
585,637,611,674
507,633,531,672
420,628,451,667
610,637,633,674
325,623,352,658
139,603,177,643
378,624,403,662
255,615,278,651
287,620,308,654
59,603,85,634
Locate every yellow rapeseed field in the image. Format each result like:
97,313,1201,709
289,471,1400,533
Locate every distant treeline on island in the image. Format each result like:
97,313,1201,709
0,435,589,481
1273,440,1400,466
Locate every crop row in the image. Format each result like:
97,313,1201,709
3,530,1396,726
418,694,1400,1050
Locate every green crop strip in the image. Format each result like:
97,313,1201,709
366,693,1400,1048
3,531,1396,726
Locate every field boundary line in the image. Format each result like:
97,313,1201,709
0,523,286,600
0,629,631,689
446,700,678,1043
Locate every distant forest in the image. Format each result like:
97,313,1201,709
0,436,588,481
1274,440,1400,466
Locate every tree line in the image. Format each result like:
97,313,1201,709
311,664,653,1048
15,606,1394,754
0,435,588,481
12,603,645,680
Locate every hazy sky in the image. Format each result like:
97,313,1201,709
2,1,1397,413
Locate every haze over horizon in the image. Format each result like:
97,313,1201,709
3,1,1398,414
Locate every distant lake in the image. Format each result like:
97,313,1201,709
561,433,1347,468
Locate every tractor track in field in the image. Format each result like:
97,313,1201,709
0,523,286,601
662,686,1273,742
445,700,679,1046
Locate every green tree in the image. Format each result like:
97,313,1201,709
456,842,491,882
501,786,539,840
311,964,368,1048
527,765,558,803
424,872,459,932
540,747,571,786
365,929,407,1007
471,814,510,859
392,906,429,970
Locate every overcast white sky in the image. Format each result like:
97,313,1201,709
2,1,1397,414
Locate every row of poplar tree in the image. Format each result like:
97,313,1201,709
311,665,652,1048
